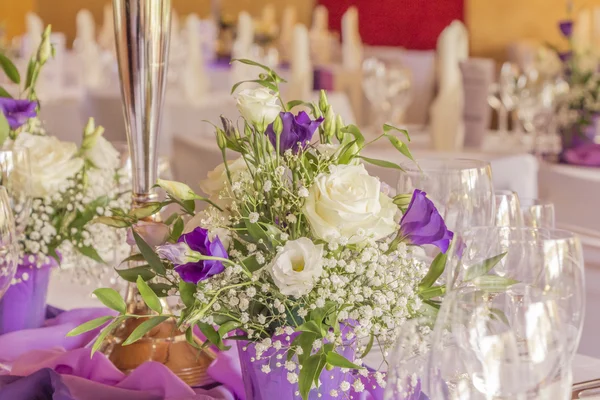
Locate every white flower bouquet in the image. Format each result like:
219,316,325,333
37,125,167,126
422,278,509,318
0,26,129,272
74,60,459,399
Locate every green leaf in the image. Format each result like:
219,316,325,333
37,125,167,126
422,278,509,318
288,332,316,363
182,199,196,214
93,288,126,314
464,252,508,282
218,321,242,337
0,53,20,84
77,245,105,264
91,318,122,356
240,255,262,273
136,275,162,314
163,212,179,225
197,321,228,350
360,332,375,359
384,133,416,162
231,58,273,73
419,285,446,300
72,196,110,229
179,281,197,308
286,100,306,109
358,156,404,171
170,217,184,241
0,113,9,147
230,79,278,95
341,124,365,147
472,275,519,291
185,326,203,349
297,321,323,337
132,230,167,275
148,283,172,297
325,352,361,370
299,354,324,400
383,123,411,141
129,202,162,220
66,315,113,337
0,86,13,98
123,316,169,345
115,266,156,282
419,252,448,290
119,253,147,265
336,140,359,165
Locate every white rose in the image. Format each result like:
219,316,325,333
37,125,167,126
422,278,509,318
268,237,324,297
85,136,120,170
236,88,281,130
157,179,199,201
302,164,398,244
199,157,249,209
13,133,84,197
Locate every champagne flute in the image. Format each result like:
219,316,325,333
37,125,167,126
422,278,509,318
494,190,523,227
520,198,555,228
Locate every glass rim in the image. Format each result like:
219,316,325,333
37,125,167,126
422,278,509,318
398,158,491,173
458,226,580,244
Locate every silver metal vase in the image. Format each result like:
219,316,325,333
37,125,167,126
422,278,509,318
100,0,214,386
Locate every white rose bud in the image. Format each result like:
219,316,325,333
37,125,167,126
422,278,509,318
302,164,398,244
236,88,281,131
85,135,120,170
157,179,199,201
268,237,324,297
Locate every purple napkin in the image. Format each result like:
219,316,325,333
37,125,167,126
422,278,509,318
563,143,600,166
0,368,74,400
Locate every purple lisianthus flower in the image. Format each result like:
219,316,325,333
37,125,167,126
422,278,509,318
265,111,324,155
0,98,37,130
558,51,573,62
559,20,574,38
399,189,454,253
158,227,228,284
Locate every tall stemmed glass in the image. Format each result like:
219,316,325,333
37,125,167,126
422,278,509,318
0,186,18,299
397,159,495,234
446,227,585,358
488,62,521,138
0,149,32,234
428,286,572,399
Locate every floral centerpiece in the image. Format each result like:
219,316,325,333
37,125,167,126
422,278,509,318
72,60,456,399
552,18,600,157
0,26,129,333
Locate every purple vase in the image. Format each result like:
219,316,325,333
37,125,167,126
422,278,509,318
0,255,57,334
561,114,600,150
238,336,356,400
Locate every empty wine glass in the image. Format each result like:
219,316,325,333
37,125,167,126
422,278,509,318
446,227,585,358
516,77,557,155
397,159,495,234
0,148,32,234
494,190,523,227
0,186,18,300
363,57,412,128
428,286,572,399
520,198,555,228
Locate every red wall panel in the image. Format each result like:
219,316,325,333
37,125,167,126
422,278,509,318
318,0,464,50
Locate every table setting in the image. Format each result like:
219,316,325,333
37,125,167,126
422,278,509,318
1,1,600,400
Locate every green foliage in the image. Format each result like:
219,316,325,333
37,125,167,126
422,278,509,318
136,275,162,314
93,288,126,314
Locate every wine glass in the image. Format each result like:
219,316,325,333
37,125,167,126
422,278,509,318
0,149,32,234
446,227,585,358
397,159,495,234
363,57,412,129
384,317,434,399
516,77,556,156
520,198,555,228
0,186,18,300
494,190,523,227
428,286,572,399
